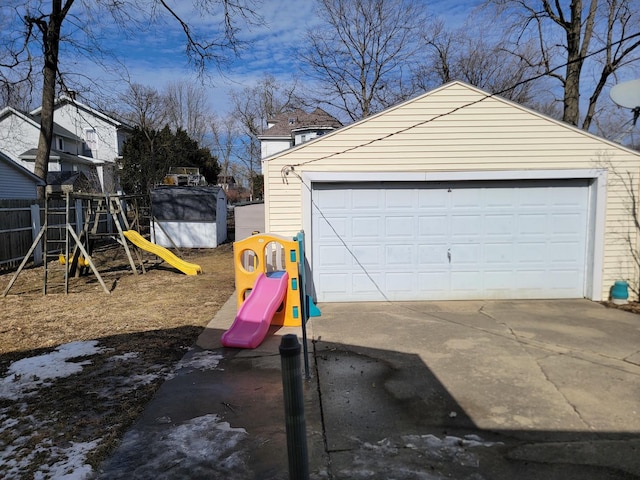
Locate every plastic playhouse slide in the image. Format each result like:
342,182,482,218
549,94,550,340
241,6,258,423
123,230,202,276
221,271,289,349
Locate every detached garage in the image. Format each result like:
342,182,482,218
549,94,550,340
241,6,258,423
263,81,640,303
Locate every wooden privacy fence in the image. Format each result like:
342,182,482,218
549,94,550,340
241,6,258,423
0,198,108,272
0,200,42,271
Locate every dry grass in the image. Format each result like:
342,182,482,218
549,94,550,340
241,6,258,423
0,242,235,475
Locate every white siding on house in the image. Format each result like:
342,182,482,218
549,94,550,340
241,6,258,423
0,112,40,162
53,103,120,162
261,139,292,169
263,81,640,301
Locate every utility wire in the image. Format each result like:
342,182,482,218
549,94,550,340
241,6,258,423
284,31,640,170
279,31,640,303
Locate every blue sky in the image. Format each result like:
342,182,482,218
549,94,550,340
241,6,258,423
83,0,483,115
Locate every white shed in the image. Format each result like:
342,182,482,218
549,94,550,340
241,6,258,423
263,81,640,303
151,186,227,248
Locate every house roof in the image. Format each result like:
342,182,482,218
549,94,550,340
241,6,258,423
19,148,99,166
0,106,39,128
0,106,83,141
260,108,342,138
30,95,133,131
0,150,45,185
263,80,640,162
46,171,101,192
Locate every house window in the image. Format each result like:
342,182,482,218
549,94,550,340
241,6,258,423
84,128,96,156
57,137,64,151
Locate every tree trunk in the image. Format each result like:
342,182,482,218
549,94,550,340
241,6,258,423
562,0,584,126
34,0,66,199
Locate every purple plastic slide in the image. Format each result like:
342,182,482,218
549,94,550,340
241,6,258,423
221,271,289,349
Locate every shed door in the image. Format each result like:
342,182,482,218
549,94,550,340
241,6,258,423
311,180,590,302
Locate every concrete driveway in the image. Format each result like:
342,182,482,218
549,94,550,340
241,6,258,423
311,299,640,479
98,298,640,479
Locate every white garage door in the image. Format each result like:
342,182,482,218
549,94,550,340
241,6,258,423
311,180,591,302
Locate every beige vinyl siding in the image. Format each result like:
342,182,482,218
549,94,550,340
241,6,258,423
264,81,640,300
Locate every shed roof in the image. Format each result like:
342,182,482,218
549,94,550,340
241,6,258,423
0,150,45,185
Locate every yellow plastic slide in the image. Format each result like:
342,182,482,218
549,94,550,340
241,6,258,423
123,230,202,276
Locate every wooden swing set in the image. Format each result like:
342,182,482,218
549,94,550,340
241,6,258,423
2,190,148,296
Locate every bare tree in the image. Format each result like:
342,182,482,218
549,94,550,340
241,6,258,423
229,74,301,199
489,0,640,130
117,83,167,132
0,0,259,197
413,19,542,106
210,113,240,189
163,80,210,147
301,0,429,121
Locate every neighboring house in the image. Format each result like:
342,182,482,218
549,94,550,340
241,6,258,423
0,96,131,193
0,150,44,199
258,107,342,171
262,81,640,303
217,174,237,192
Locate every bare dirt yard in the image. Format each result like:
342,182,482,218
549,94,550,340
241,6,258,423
0,242,235,478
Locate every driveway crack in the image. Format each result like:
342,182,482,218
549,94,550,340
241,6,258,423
479,304,592,429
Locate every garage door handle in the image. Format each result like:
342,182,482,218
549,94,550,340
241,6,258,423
447,249,451,263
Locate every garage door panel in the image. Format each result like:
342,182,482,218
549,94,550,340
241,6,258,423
387,189,414,209
352,245,381,266
352,272,382,294
353,189,381,209
317,216,348,239
549,270,582,289
451,270,482,291
484,270,514,289
318,189,349,210
418,189,448,208
312,180,589,302
484,243,514,263
386,244,413,265
418,244,448,265
451,243,481,264
386,216,413,237
551,213,583,234
515,243,546,263
486,189,514,208
452,188,483,209
485,214,515,235
550,241,583,262
352,216,380,238
418,271,449,292
317,273,350,295
419,215,448,236
520,188,549,207
386,272,415,293
451,214,482,235
518,214,548,234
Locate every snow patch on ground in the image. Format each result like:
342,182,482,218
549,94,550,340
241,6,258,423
334,434,503,479
95,414,250,479
0,341,227,480
177,349,224,371
33,439,102,480
0,341,109,400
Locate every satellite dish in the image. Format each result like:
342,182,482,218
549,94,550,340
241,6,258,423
610,79,640,109
610,79,640,126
